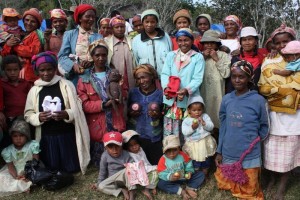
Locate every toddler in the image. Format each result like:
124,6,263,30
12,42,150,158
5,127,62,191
157,135,205,200
95,131,136,200
0,119,40,197
273,40,300,76
182,96,216,177
122,130,158,200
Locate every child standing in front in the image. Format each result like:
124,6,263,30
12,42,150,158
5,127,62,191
157,135,205,200
182,95,216,177
0,119,40,197
122,130,158,200
95,131,136,200
214,60,269,199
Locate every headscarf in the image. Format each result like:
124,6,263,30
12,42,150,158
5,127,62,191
231,60,254,79
270,23,296,41
99,18,110,26
23,8,43,27
132,14,141,24
32,51,58,74
109,15,125,27
73,4,96,24
88,39,108,55
133,64,158,80
175,28,194,40
173,9,192,24
50,9,67,21
224,15,242,32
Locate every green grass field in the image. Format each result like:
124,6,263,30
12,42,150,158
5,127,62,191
2,166,300,200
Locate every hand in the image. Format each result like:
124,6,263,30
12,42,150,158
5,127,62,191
184,172,191,180
44,29,52,42
0,112,7,130
219,33,226,39
199,117,206,126
6,36,20,47
39,111,52,122
52,110,69,121
210,49,219,62
164,87,172,100
90,183,97,190
267,49,278,59
272,69,280,75
73,63,84,74
171,172,181,181
192,119,199,130
177,88,188,101
202,49,211,60
81,60,92,69
215,153,223,166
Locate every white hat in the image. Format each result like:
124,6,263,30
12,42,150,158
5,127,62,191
240,26,261,39
187,95,205,108
163,135,180,153
122,130,139,143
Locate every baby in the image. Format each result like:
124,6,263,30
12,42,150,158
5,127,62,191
273,41,300,76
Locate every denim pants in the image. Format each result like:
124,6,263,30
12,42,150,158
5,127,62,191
157,171,205,194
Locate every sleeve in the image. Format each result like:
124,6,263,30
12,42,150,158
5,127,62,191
161,52,172,90
215,52,231,78
24,87,43,126
1,146,12,163
77,78,102,113
140,148,152,167
1,44,13,56
58,31,75,73
180,152,194,173
157,156,172,181
29,140,41,154
62,81,76,123
185,54,205,95
259,98,270,140
98,152,108,184
12,33,41,58
132,37,140,65
182,118,195,137
202,113,214,131
217,97,227,154
165,32,173,51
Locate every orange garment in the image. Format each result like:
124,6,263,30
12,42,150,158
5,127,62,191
1,31,41,83
215,167,264,200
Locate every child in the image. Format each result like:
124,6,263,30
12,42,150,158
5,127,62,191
0,119,40,197
273,40,300,76
214,60,269,199
157,135,205,200
0,8,23,45
182,96,217,177
122,130,158,200
96,131,136,200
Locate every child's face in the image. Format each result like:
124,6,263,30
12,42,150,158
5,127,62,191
127,139,140,154
105,143,122,158
52,18,67,33
282,54,300,63
11,132,27,150
4,63,20,82
188,103,204,118
5,17,19,27
203,42,218,51
99,23,112,37
165,147,180,160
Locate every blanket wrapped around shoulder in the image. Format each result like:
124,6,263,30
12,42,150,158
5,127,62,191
258,55,300,114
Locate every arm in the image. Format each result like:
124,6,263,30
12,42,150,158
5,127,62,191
157,156,172,181
217,98,226,154
58,30,76,73
24,87,44,126
161,53,172,90
181,152,194,173
259,98,270,140
13,32,41,58
182,118,195,137
98,153,108,184
185,54,205,95
202,114,214,131
7,162,18,179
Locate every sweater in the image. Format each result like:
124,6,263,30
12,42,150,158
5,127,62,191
217,90,269,161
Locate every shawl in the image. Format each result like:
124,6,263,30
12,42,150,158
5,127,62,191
258,55,300,114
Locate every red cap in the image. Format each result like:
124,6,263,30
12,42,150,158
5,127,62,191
103,131,122,147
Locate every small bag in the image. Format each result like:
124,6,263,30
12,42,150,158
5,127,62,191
43,171,74,191
166,76,181,98
24,159,53,185
219,137,260,185
125,160,149,186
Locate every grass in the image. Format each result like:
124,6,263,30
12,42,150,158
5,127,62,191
1,166,300,200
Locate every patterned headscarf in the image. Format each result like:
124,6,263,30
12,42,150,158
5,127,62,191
175,28,194,40
50,9,67,21
231,60,254,78
270,23,296,41
99,18,110,26
88,39,108,55
133,64,158,80
109,15,125,27
32,51,58,73
224,15,242,33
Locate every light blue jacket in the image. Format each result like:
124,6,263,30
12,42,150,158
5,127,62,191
132,28,172,76
161,50,205,108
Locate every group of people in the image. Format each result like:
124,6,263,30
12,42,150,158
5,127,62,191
0,3,299,200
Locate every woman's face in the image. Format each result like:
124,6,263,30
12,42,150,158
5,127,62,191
177,36,193,53
273,33,293,52
112,24,125,39
231,67,251,93
143,15,157,34
92,47,108,67
203,42,218,51
38,63,56,82
136,72,154,92
24,15,39,32
99,24,112,37
224,20,239,37
197,17,210,35
79,10,96,31
175,17,190,30
241,36,257,52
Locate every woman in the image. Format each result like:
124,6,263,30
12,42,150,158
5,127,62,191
58,4,102,85
258,24,300,200
161,28,205,142
98,18,112,38
77,40,126,166
194,14,212,51
24,51,90,174
220,15,241,53
127,64,163,164
132,9,172,76
1,8,43,83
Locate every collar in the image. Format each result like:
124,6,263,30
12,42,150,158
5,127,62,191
79,26,94,35
113,35,127,46
141,28,165,42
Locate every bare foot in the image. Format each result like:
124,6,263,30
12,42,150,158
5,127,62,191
142,188,153,200
186,189,197,199
152,188,157,195
121,188,130,200
181,189,190,200
129,189,136,200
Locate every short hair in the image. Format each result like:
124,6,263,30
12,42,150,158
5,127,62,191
1,55,22,70
110,10,120,18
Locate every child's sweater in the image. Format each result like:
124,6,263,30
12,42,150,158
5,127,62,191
157,151,194,181
129,147,156,173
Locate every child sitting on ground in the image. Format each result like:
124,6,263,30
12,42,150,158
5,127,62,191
0,119,40,197
182,96,216,177
157,135,205,200
273,40,300,76
94,131,136,200
122,130,158,200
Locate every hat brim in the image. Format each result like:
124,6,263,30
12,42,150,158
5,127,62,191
240,34,262,40
104,141,122,147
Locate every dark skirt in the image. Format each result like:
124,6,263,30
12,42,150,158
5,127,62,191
139,137,163,165
40,132,80,173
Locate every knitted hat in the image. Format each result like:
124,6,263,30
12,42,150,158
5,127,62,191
173,9,192,24
23,8,43,27
103,131,123,146
281,41,300,54
32,51,58,74
2,8,22,22
201,30,221,43
163,135,180,153
187,95,205,108
240,27,261,39
50,9,67,21
141,9,159,22
74,4,96,24
122,130,140,143
195,14,212,27
9,119,31,140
